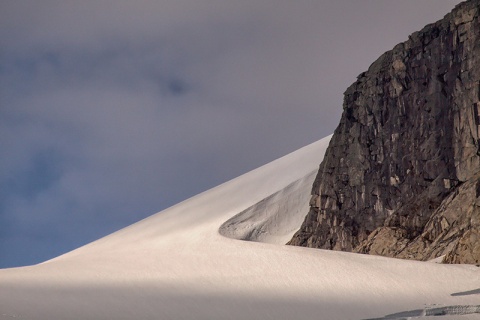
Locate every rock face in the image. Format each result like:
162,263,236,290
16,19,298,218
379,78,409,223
288,0,480,264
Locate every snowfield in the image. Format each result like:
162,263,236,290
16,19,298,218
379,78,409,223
1,135,479,320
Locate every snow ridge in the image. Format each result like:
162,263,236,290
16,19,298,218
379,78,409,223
1,135,480,320
218,169,317,244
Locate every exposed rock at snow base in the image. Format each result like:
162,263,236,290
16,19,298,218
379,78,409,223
289,0,480,264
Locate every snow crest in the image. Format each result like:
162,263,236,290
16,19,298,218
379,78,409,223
1,135,480,320
218,169,316,244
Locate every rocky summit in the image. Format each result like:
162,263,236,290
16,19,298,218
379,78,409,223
288,0,480,264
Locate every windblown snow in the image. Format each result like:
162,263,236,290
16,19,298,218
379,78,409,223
1,135,479,320
218,169,318,244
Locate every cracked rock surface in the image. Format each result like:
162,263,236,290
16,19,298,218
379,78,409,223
289,0,480,264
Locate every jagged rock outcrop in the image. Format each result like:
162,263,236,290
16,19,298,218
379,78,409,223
288,0,480,264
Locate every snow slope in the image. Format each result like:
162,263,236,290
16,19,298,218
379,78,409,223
218,169,318,244
1,135,480,320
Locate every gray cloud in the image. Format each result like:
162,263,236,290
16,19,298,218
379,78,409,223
0,0,462,267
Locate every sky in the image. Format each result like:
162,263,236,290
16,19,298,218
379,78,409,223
0,0,463,268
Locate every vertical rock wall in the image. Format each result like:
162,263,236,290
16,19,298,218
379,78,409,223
288,0,480,264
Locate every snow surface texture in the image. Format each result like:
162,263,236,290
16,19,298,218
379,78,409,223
218,169,318,244
1,135,480,320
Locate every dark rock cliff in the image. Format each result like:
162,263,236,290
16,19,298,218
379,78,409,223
288,0,480,264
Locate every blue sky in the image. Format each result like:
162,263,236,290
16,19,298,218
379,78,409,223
0,0,462,268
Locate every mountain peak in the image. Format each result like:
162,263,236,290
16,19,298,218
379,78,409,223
289,0,480,264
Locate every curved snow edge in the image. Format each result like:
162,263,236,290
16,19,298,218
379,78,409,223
218,169,317,245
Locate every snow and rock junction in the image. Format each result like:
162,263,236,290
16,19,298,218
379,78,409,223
1,135,479,320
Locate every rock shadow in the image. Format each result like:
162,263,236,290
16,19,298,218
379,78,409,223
451,288,480,296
